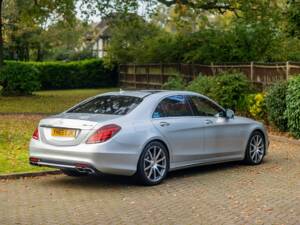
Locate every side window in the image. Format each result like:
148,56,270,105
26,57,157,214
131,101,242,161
189,96,223,117
153,95,193,118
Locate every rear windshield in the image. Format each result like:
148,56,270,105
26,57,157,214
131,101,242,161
67,95,143,115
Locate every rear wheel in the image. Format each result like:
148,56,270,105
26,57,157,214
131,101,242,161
61,169,88,177
136,141,169,186
244,131,266,165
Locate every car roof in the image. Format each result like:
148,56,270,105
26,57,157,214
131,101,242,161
101,90,201,98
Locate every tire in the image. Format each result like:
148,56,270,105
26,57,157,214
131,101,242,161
136,141,169,186
244,131,266,165
61,169,88,177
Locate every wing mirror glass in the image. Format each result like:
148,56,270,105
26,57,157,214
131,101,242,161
225,109,234,119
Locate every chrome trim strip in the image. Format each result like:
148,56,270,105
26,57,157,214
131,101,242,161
37,162,76,169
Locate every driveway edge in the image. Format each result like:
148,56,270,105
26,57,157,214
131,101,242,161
269,134,300,145
0,170,62,180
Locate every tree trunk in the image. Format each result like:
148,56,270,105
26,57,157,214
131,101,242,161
0,0,4,68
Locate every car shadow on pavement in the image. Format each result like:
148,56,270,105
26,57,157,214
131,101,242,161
42,160,261,189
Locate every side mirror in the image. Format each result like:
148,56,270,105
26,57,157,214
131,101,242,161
225,109,234,119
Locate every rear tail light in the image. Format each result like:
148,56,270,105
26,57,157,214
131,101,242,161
32,127,39,140
86,124,121,144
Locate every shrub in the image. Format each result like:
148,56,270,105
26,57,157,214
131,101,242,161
30,59,117,90
265,81,288,131
286,76,300,138
186,75,215,98
213,72,251,110
0,62,40,96
162,74,186,90
247,93,267,121
186,72,251,110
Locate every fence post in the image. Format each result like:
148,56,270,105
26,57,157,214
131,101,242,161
134,64,137,89
286,61,289,80
192,64,195,79
118,64,121,88
146,65,149,89
250,61,254,82
210,62,215,76
160,63,164,88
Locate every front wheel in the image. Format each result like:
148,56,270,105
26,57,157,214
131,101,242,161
136,141,169,186
244,131,266,165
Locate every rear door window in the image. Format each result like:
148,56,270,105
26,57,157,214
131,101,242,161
153,95,193,118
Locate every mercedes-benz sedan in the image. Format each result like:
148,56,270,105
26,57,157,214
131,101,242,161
29,90,268,185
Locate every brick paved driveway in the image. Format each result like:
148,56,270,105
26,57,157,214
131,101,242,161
0,139,299,225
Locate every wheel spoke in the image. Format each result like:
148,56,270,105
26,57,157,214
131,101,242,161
148,150,154,161
156,156,166,164
144,158,151,163
156,149,162,160
147,167,153,178
156,164,165,169
155,167,162,176
257,138,262,145
250,143,256,148
153,167,157,180
144,165,152,171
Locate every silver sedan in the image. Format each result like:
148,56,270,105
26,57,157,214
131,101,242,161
29,90,268,185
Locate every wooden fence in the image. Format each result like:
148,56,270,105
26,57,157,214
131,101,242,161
119,62,300,90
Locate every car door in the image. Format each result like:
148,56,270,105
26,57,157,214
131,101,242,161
188,95,244,161
151,95,206,166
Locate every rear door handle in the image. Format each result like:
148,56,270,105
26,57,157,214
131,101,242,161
159,122,170,127
205,119,213,125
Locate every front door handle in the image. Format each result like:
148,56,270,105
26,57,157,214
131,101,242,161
160,121,170,127
205,119,213,125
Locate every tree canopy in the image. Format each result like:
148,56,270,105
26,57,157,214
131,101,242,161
0,0,299,66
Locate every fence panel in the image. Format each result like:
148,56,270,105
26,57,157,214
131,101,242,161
119,62,300,90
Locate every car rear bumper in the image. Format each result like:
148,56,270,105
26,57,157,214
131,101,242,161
29,139,139,176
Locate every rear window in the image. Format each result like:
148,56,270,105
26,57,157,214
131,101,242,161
68,95,143,115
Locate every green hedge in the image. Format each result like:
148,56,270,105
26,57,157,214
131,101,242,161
265,81,288,131
0,62,40,95
31,59,117,90
1,59,117,95
286,76,300,138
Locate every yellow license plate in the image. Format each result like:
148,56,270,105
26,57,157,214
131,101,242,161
51,128,76,137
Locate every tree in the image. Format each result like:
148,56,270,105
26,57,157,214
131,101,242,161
0,0,76,67
104,14,161,65
287,0,300,38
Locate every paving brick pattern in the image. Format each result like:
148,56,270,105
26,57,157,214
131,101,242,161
0,139,299,225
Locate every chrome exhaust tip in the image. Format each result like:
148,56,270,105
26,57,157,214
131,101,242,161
75,167,95,174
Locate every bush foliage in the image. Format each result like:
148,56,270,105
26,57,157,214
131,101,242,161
186,75,215,99
0,62,40,95
265,82,288,131
162,74,186,90
286,76,300,138
247,93,267,121
186,72,251,110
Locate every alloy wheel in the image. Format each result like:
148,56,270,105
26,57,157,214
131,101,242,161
143,145,167,182
249,134,265,164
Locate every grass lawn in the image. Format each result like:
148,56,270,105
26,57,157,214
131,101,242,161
0,88,117,174
0,88,117,114
0,115,49,174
